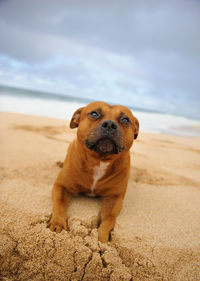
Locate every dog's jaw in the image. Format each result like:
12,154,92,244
85,137,124,157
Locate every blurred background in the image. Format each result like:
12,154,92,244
0,0,200,135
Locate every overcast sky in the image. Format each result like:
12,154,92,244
0,0,200,118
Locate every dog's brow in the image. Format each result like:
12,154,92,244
91,108,102,114
119,111,125,117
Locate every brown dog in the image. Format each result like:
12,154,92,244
48,101,139,243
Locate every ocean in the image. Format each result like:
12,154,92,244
0,84,199,137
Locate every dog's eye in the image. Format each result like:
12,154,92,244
89,111,100,119
121,117,131,125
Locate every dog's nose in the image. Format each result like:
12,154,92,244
101,120,118,132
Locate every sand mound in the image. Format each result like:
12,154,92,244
0,112,200,281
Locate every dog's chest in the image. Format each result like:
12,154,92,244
86,161,109,197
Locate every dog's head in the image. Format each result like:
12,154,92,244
70,101,139,157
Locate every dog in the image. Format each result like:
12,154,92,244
48,101,139,243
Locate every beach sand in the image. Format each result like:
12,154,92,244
0,112,200,281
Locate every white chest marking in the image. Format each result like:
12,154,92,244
90,161,109,194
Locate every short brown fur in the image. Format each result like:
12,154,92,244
48,101,139,242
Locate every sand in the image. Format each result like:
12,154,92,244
0,112,200,281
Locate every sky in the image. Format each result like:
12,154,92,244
0,0,200,118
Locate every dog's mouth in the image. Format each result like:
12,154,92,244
85,137,124,156
96,138,116,154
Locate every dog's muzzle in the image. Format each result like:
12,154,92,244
85,120,124,156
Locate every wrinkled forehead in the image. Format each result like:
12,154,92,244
82,101,134,120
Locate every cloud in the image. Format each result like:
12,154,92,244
1,0,200,59
0,0,200,118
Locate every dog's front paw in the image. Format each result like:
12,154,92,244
98,225,109,243
47,216,68,233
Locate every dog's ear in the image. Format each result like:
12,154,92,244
70,107,84,128
133,117,139,139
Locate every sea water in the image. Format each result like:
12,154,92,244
0,85,199,137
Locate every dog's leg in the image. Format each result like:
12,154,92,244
98,195,124,243
48,184,72,233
